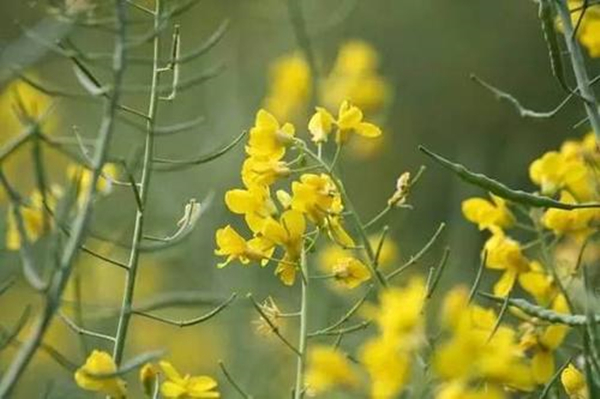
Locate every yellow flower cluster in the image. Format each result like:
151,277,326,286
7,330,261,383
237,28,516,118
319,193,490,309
359,277,426,399
457,135,600,392
262,40,389,159
434,287,534,397
216,105,381,286
74,351,220,398
5,162,119,251
303,278,425,398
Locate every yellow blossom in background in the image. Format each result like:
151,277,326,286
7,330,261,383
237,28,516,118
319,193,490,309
562,363,589,399
359,278,426,399
214,225,273,267
328,256,370,288
225,184,277,232
74,350,127,398
304,346,359,395
321,40,388,113
462,193,515,231
484,229,530,296
360,336,412,399
434,287,534,393
246,109,295,161
263,53,311,121
542,191,599,240
569,1,600,58
0,77,63,202
68,162,119,207
308,101,382,144
159,361,220,398
261,210,306,285
6,192,46,251
369,277,425,340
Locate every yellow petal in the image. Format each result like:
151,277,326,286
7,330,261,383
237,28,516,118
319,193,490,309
161,381,187,398
532,350,554,384
355,122,382,138
281,210,306,240
255,109,279,130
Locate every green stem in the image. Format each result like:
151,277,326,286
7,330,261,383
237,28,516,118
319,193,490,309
293,248,309,399
112,0,162,365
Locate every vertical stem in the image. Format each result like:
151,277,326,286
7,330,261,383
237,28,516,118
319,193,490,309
293,248,309,399
555,0,600,139
0,1,128,395
112,0,162,365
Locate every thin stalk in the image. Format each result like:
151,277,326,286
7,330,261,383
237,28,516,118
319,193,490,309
111,0,162,365
555,0,600,139
0,1,128,395
293,248,309,399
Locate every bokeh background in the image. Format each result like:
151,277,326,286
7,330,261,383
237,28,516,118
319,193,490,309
0,0,593,397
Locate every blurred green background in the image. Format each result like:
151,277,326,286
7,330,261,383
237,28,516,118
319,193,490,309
0,0,592,397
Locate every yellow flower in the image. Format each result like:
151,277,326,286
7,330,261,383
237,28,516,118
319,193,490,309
462,194,515,231
225,185,277,233
6,196,45,251
0,77,62,203
519,322,569,384
261,210,306,285
307,101,382,144
74,350,127,398
68,162,119,207
140,363,159,397
328,256,370,289
305,346,359,395
159,361,220,398
320,40,388,113
434,287,535,393
214,225,273,268
484,230,530,296
308,107,334,143
360,336,411,399
529,150,595,201
291,173,339,225
359,278,426,399
561,363,589,399
542,191,599,240
241,157,290,188
370,277,426,340
518,261,557,307
263,53,311,121
246,109,295,161
325,216,355,248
